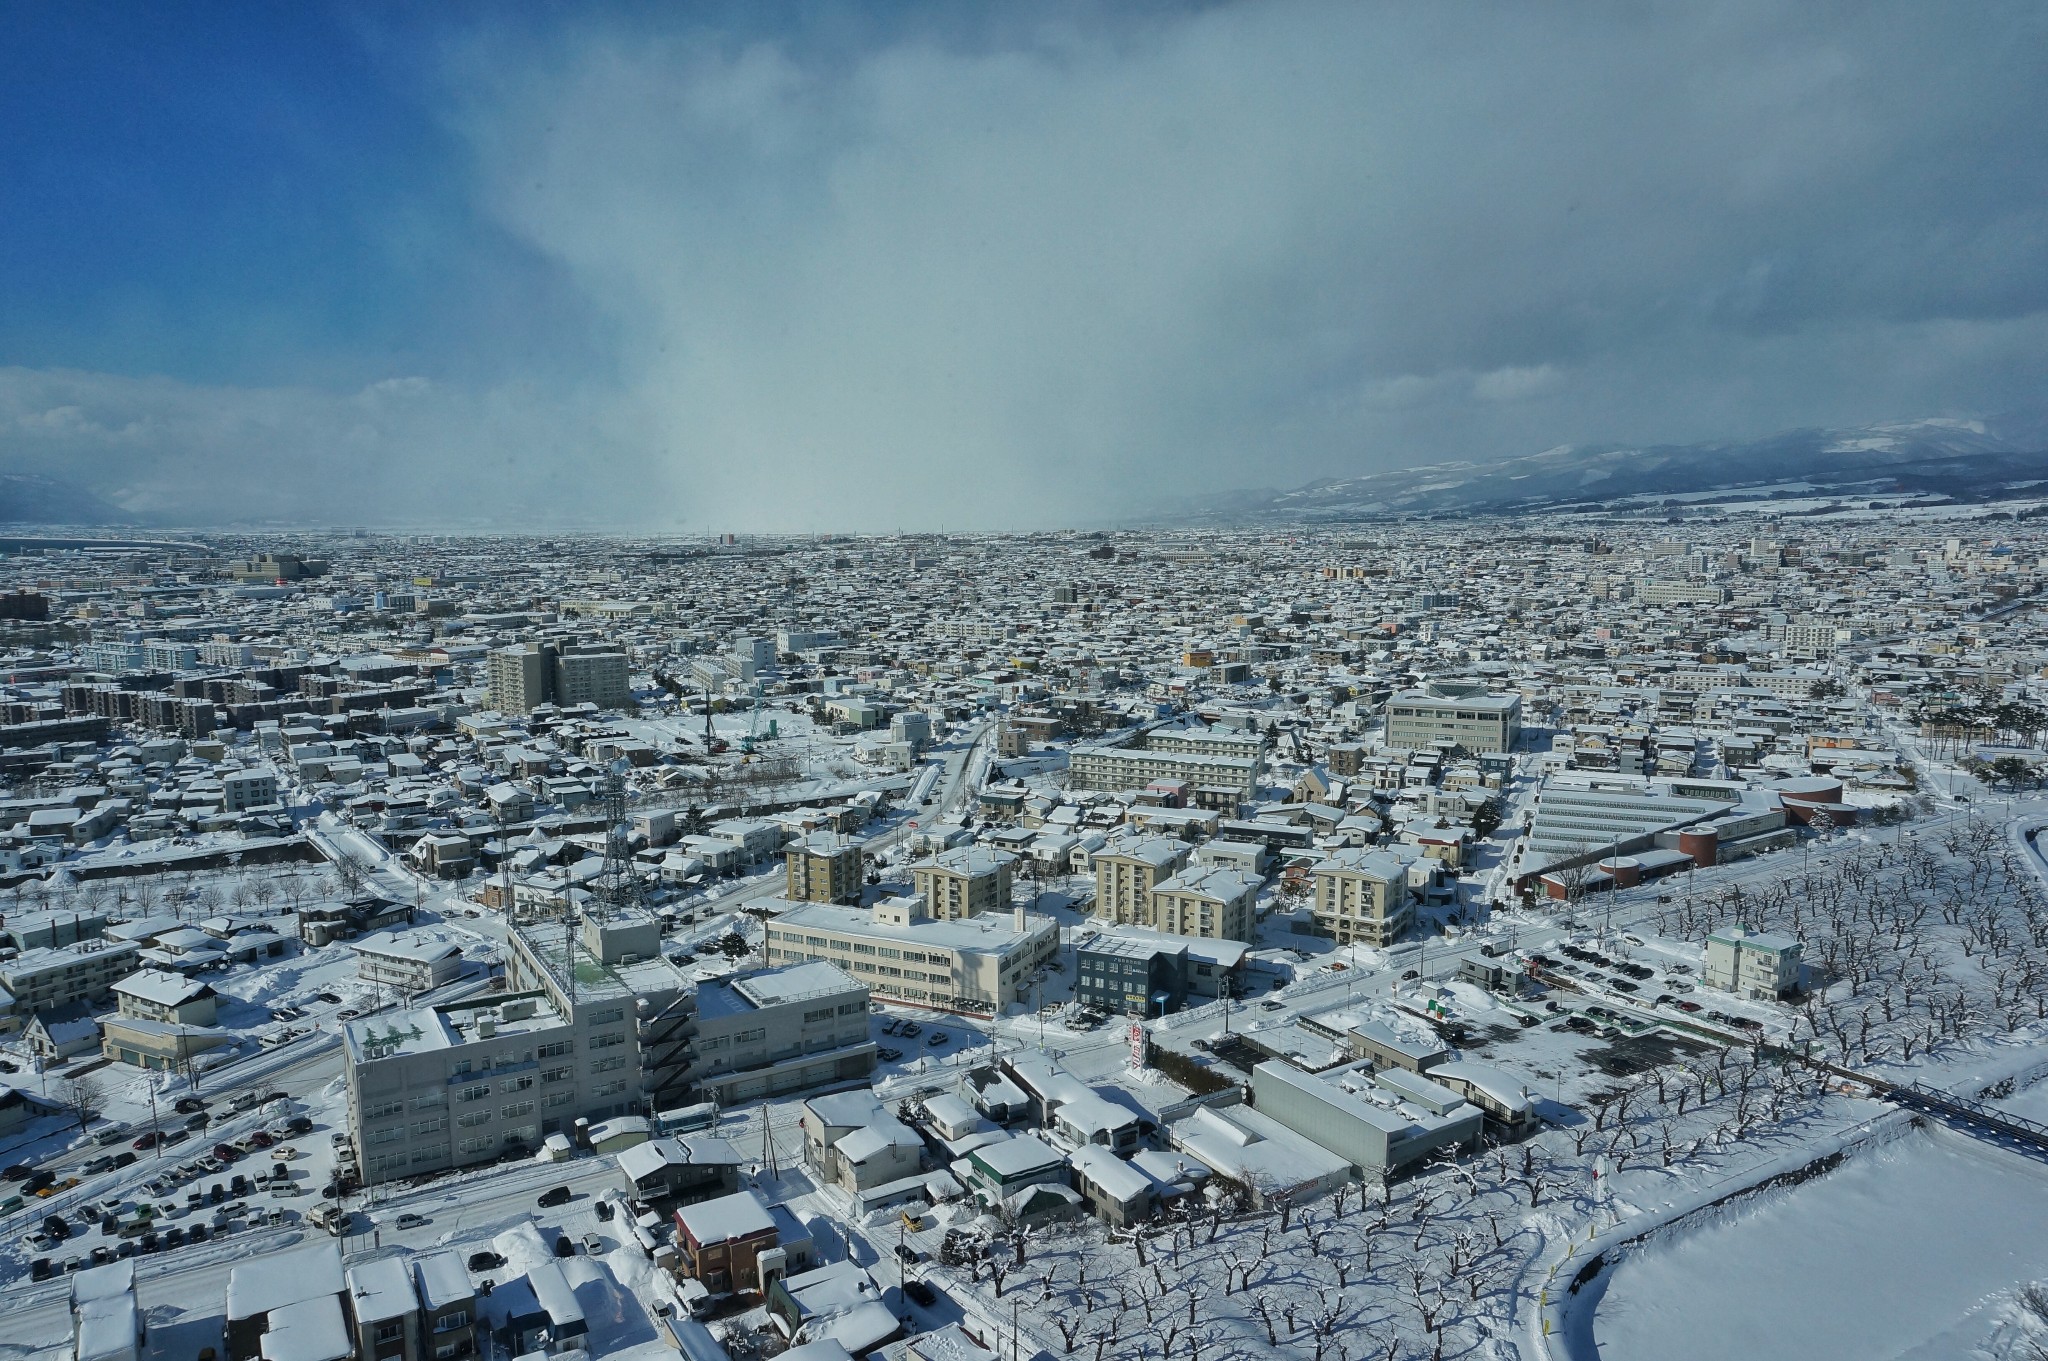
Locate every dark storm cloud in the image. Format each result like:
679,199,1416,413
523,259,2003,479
8,2,2047,527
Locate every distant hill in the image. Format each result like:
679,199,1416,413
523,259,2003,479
0,470,135,526
1154,415,2048,524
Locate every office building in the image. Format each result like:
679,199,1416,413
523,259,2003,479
1384,683,1521,753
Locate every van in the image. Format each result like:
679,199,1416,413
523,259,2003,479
537,1185,573,1208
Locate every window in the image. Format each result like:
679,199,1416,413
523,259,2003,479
434,1311,469,1333
412,1091,445,1109
803,1007,835,1023
506,1075,534,1091
375,1321,404,1343
589,1031,626,1049
369,1126,401,1145
589,1007,625,1025
411,1117,444,1136
501,1101,534,1119
537,1040,573,1059
591,1080,628,1098
733,1028,765,1044
542,1065,574,1084
366,1099,403,1120
459,1136,492,1154
458,1111,491,1128
457,1084,490,1102
544,1091,575,1108
591,1056,626,1073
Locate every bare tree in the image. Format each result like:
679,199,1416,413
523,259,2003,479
52,1074,106,1132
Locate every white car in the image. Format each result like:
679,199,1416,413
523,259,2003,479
395,1212,429,1230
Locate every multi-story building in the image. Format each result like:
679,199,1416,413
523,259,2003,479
783,834,864,905
352,930,468,996
688,961,877,1107
1704,925,1803,1000
111,970,217,1026
0,939,142,1013
761,894,1059,1015
909,846,1015,920
1147,865,1258,942
1069,738,1259,796
487,642,554,715
552,647,630,710
344,911,694,1185
1075,935,1186,1017
1310,848,1413,946
1092,836,1190,928
1384,684,1522,753
220,768,279,813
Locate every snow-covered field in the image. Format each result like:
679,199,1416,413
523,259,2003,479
1595,1125,2048,1361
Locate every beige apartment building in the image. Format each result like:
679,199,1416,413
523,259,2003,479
1092,836,1191,928
1310,848,1414,946
1148,866,1259,942
909,847,1015,919
785,835,865,905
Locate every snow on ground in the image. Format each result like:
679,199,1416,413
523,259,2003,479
1594,1125,2048,1361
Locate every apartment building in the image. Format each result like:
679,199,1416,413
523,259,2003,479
352,929,468,995
487,640,632,715
1147,865,1258,942
220,768,279,813
1310,848,1414,946
909,846,1015,920
1383,684,1522,753
784,834,864,905
1704,925,1803,1000
1092,836,1191,929
688,961,876,1107
1069,742,1258,797
0,939,142,1013
761,893,1059,1015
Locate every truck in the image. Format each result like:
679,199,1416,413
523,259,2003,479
309,1203,353,1236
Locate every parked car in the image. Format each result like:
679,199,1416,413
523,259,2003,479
552,1234,574,1258
468,1250,506,1272
211,1144,239,1163
581,1233,604,1254
894,1244,919,1265
877,1047,903,1061
926,1032,948,1047
904,1279,939,1308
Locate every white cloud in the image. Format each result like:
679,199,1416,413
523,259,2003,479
8,3,2046,527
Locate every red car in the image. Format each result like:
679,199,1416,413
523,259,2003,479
249,1131,274,1149
211,1143,239,1163
131,1132,159,1151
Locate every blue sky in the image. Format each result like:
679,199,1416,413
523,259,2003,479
2,2,2045,528
0,3,600,389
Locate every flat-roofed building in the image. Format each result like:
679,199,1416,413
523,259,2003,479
689,961,877,1107
1310,848,1414,946
1384,684,1521,753
1250,1059,1483,1178
1,939,141,1013
908,846,1014,920
1148,865,1258,942
1704,924,1803,1000
761,894,1057,1015
785,835,864,905
1092,836,1190,928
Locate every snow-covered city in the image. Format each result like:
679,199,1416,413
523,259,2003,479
1,517,2047,1361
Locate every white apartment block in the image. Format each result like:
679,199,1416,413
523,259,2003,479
352,929,469,995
